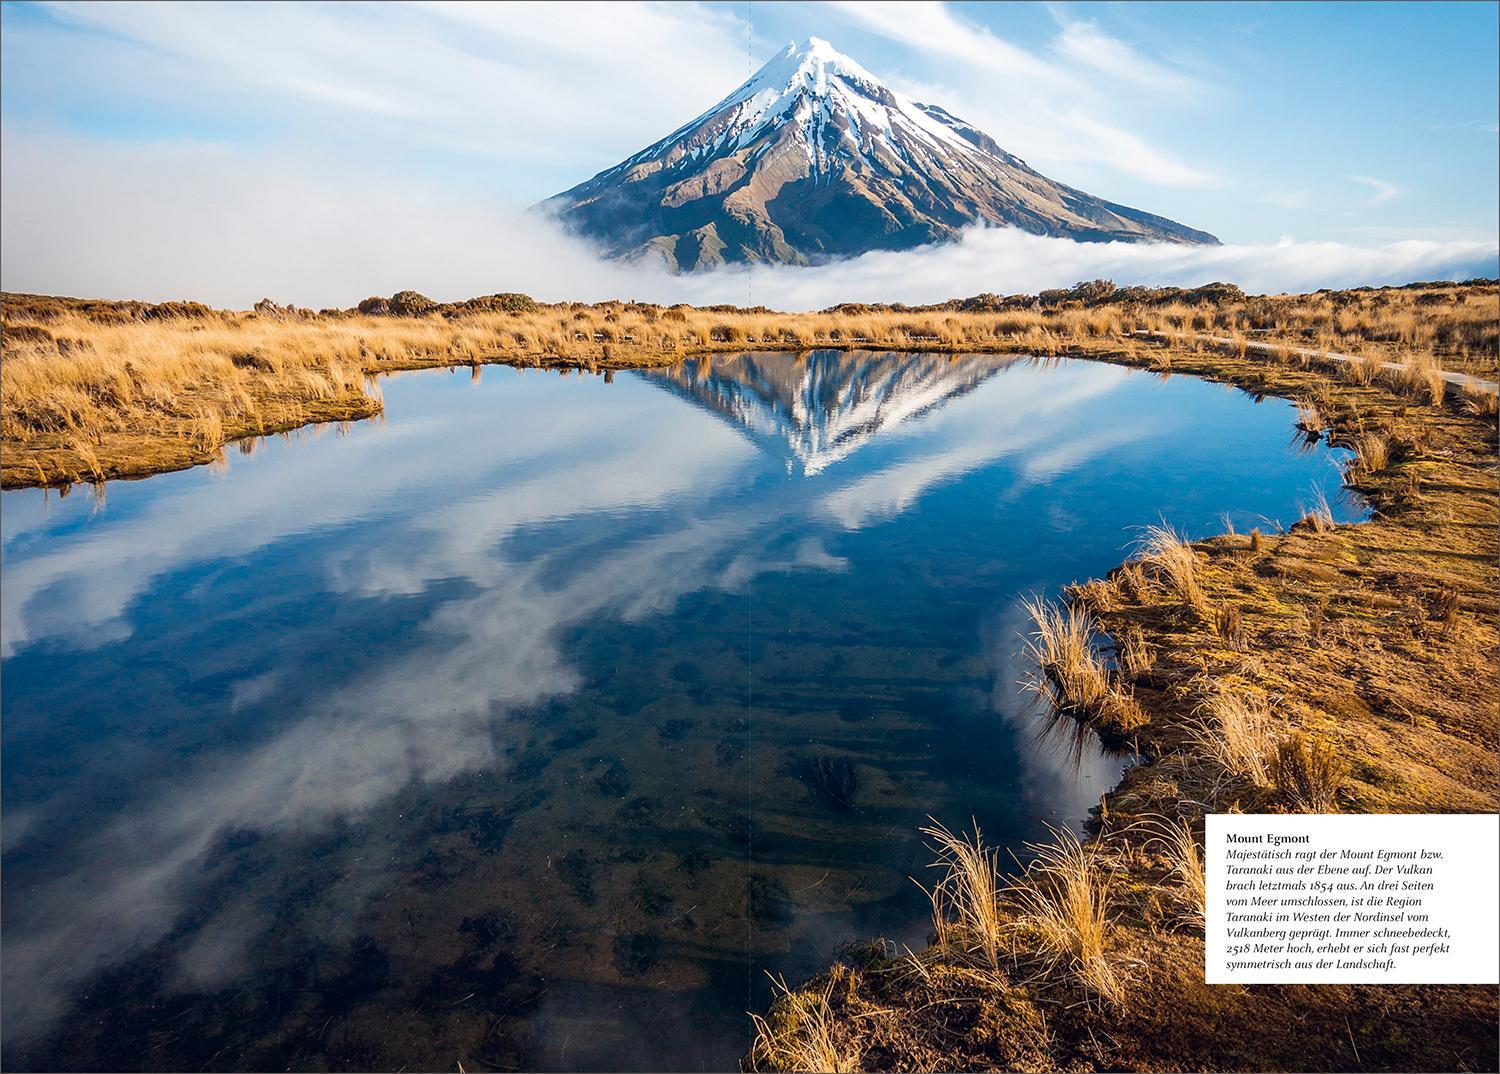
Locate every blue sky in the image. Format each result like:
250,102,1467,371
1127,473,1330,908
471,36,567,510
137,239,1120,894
1,1,1496,306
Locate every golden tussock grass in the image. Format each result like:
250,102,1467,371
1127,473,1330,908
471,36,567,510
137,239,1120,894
1146,816,1205,931
748,975,861,1073
1298,487,1337,532
1191,691,1278,788
1351,430,1391,475
1007,827,1123,1007
920,820,1122,1007
0,301,1107,484
1462,383,1500,419
1117,622,1153,679
1135,523,1208,613
1020,595,1146,732
5,279,1496,486
1293,398,1324,436
1213,602,1247,650
920,818,1006,972
1271,730,1346,813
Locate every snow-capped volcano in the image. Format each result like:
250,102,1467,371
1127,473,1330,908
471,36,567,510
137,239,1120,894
540,38,1217,271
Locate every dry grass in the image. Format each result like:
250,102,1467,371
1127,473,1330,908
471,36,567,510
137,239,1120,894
1293,398,1324,437
920,818,1005,971
1213,602,1247,650
1147,817,1206,931
1351,431,1390,475
1271,731,1346,813
1191,692,1278,788
920,819,1123,1007
748,975,860,1073
1135,523,1208,613
1008,827,1123,1007
1117,622,1153,679
5,279,1496,487
1298,487,1337,532
1341,351,1380,385
1461,383,1500,419
1433,586,1464,637
0,298,1124,484
1132,283,1498,378
1020,596,1146,732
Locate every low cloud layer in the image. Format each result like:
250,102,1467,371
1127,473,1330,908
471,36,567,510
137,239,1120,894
2,130,1495,312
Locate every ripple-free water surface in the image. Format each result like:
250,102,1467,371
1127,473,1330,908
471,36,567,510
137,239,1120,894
1,353,1359,1071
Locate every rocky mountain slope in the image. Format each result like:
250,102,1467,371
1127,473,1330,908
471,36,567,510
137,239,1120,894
540,38,1218,271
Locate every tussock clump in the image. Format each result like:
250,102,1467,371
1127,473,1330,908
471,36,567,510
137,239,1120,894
1298,488,1337,532
1462,384,1499,420
748,975,860,1073
1271,731,1345,813
1147,816,1205,931
1135,524,1207,613
1352,431,1390,475
1117,622,1153,679
1008,827,1123,1007
1214,603,1247,650
1191,692,1278,788
1341,352,1379,386
1431,586,1463,635
921,819,1123,1005
1293,398,1324,437
920,818,1005,971
1020,596,1146,731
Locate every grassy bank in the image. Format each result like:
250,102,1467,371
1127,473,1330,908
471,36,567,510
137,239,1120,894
2,282,1495,487
745,311,1499,1072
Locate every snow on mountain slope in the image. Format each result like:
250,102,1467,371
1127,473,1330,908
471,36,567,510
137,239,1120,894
540,38,1218,272
644,351,1010,475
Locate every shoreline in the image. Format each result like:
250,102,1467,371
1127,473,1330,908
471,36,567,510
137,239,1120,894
744,329,1499,1071
4,282,1495,489
4,331,1493,490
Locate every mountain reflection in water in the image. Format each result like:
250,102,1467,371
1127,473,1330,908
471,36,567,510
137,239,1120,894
0,352,1358,1072
643,351,1013,474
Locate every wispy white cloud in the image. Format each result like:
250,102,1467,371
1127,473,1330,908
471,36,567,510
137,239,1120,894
1050,18,1200,94
24,1,753,184
1424,118,1500,135
826,0,1219,188
1351,174,1401,207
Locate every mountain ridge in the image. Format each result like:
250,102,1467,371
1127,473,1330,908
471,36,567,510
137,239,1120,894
540,38,1219,271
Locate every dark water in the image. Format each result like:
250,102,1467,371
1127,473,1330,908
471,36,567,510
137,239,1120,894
1,352,1358,1071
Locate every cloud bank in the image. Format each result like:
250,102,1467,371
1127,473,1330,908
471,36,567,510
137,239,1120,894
2,131,1494,312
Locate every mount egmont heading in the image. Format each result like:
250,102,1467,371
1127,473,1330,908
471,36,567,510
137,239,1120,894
539,38,1219,272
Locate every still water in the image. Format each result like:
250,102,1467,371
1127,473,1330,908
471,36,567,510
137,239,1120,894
1,353,1357,1071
